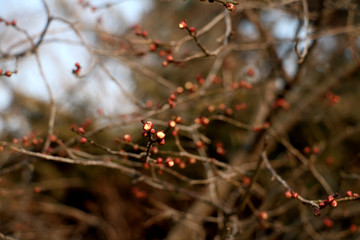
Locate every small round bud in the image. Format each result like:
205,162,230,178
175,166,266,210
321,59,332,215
141,31,148,37
33,186,41,193
4,71,12,77
158,50,166,57
346,191,353,197
189,157,196,164
330,200,337,208
201,117,210,125
258,211,268,220
143,121,153,131
151,146,159,154
178,20,187,29
156,131,166,140
242,176,251,186
303,146,311,154
166,157,174,167
167,55,174,62
176,87,184,94
135,28,142,36
168,120,176,128
196,74,204,84
144,162,150,169
50,135,57,142
133,144,139,151
80,137,87,144
292,192,299,199
175,116,182,123
323,217,334,228
207,105,215,112
156,157,163,164
284,191,292,199
216,146,226,155
123,134,131,142
313,146,320,154
179,161,186,169
77,127,85,134
195,141,204,148
168,99,175,108
225,108,233,116
149,43,156,51
32,138,39,145
319,201,326,209
169,93,176,101
226,3,236,11
350,224,357,233
189,27,196,34
327,195,334,203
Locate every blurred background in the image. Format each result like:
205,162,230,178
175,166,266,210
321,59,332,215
0,0,360,239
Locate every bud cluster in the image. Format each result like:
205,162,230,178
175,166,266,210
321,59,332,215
12,134,44,148
284,190,299,199
303,145,320,155
133,25,149,38
142,120,166,145
178,19,197,36
0,17,17,27
273,98,290,110
0,69,13,77
325,91,341,106
194,116,210,126
162,53,179,67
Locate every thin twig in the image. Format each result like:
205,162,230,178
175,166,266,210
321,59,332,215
35,52,57,153
261,151,319,208
0,233,18,240
295,0,310,64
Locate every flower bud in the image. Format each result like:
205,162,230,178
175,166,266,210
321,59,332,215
143,121,153,131
156,131,165,140
178,19,187,29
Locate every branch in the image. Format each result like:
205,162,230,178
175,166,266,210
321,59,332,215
261,151,319,208
295,0,310,64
